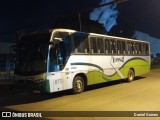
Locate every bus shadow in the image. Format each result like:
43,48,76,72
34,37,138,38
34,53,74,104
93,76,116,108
85,76,146,92
85,80,124,92
134,76,146,81
0,88,73,107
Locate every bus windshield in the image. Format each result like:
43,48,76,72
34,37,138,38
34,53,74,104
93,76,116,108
15,32,51,76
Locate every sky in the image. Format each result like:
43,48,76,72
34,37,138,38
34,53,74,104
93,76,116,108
118,0,160,38
0,0,160,46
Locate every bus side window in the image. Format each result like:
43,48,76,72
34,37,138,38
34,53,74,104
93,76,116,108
142,43,147,55
139,43,142,54
146,43,149,55
104,38,110,54
132,42,135,54
97,37,104,54
117,41,122,55
127,42,130,54
73,33,89,54
110,39,116,54
127,42,133,55
90,37,98,54
122,41,126,55
135,43,139,55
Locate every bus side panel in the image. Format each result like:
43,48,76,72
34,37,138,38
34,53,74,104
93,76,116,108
63,55,150,90
86,55,123,84
63,55,92,90
87,56,112,85
123,57,150,78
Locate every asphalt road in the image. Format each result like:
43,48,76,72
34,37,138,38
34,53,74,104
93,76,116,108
1,68,160,120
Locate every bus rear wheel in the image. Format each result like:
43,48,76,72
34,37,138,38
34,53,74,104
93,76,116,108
127,69,135,82
73,76,84,94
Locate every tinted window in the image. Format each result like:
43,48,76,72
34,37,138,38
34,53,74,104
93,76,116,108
97,37,104,54
142,43,149,55
135,43,140,54
110,39,116,54
73,33,89,53
117,41,122,54
145,43,149,55
90,37,98,54
139,43,143,54
104,38,111,54
122,41,126,54
127,42,134,55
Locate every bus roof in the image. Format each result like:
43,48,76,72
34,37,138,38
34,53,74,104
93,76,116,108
51,28,149,44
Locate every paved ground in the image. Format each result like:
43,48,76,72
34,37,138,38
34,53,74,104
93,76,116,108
1,69,160,120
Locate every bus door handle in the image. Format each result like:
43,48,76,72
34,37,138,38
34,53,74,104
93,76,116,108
51,73,55,75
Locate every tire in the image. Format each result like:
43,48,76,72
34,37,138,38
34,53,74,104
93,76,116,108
73,76,84,94
127,69,135,82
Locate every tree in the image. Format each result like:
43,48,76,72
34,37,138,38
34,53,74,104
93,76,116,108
156,52,160,58
108,16,135,39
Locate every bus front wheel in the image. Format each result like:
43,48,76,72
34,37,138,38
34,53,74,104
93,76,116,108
127,69,135,82
73,76,84,94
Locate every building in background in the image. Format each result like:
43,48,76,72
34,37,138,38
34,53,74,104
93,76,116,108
0,42,16,80
134,31,160,55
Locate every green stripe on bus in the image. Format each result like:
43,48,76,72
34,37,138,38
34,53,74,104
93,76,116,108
71,57,149,77
83,59,150,85
71,62,103,72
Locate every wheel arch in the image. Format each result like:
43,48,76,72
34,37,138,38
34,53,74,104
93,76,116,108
130,67,135,73
130,67,135,76
73,73,87,86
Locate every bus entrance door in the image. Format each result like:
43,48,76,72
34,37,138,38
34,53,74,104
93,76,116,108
48,72,63,92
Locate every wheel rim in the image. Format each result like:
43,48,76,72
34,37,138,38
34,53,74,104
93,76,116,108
128,71,134,81
75,80,82,92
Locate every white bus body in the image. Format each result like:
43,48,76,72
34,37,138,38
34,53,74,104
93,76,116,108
15,29,150,93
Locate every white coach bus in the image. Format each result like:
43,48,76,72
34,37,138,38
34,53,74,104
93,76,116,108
15,29,150,94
